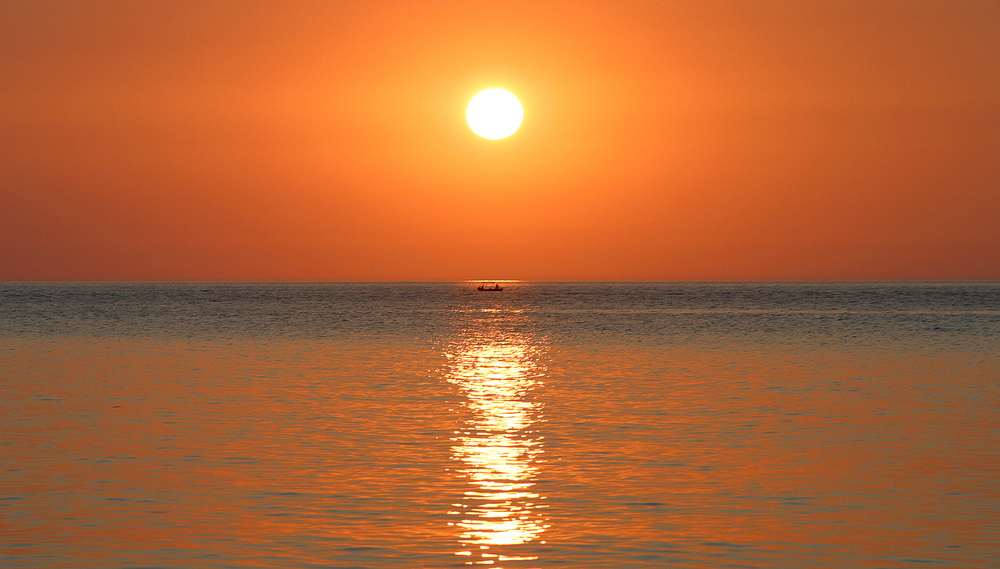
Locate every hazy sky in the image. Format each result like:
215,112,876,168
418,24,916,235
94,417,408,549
2,0,998,281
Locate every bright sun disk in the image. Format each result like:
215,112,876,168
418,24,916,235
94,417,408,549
466,89,523,140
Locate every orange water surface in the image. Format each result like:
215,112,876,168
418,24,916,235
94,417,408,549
1,283,997,568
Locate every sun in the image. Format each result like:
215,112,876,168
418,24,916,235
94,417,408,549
466,89,523,140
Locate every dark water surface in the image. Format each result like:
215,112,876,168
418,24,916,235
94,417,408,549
1,282,998,568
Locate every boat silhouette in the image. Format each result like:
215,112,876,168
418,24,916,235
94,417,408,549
477,283,504,292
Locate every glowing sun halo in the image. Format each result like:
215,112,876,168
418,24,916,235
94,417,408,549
466,89,523,140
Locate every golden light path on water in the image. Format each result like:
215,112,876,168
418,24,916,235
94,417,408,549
445,308,548,567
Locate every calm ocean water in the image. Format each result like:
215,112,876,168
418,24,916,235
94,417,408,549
1,282,998,569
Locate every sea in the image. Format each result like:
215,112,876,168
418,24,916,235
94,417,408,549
1,282,998,569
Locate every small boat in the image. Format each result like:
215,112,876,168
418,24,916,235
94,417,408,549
477,283,504,292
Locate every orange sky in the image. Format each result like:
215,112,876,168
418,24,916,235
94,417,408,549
2,0,998,281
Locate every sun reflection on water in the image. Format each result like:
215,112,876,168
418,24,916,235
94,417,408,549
445,311,548,566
